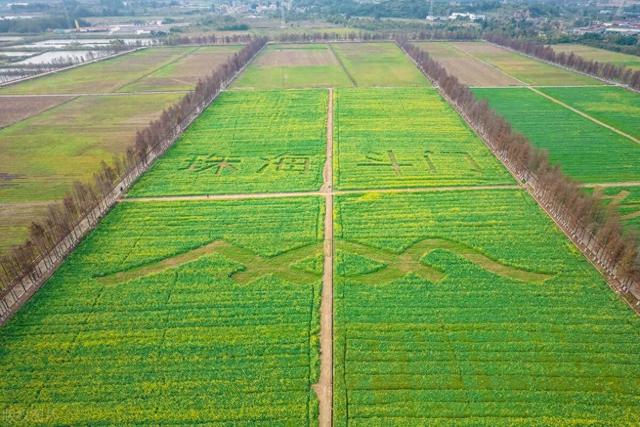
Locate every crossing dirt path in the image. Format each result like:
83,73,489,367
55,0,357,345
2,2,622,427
121,184,523,203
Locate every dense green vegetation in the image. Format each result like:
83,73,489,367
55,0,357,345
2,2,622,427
538,86,640,140
0,197,323,425
334,190,640,426
334,87,513,190
129,89,328,196
473,87,640,183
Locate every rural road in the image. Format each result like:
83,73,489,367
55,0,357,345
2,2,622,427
313,87,334,427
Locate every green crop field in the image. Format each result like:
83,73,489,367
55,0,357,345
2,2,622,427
0,197,323,425
233,44,354,89
537,86,640,140
330,42,428,87
129,89,328,197
334,88,513,190
473,87,640,183
551,44,640,70
453,42,602,86
334,190,640,426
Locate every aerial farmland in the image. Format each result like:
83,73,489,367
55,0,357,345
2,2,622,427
1,6,640,426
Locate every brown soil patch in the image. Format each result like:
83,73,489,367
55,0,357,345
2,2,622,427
257,47,338,67
438,57,521,87
0,96,73,128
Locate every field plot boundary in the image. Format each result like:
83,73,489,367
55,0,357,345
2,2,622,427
484,40,640,94
448,42,529,86
0,41,269,326
122,184,525,202
328,44,357,87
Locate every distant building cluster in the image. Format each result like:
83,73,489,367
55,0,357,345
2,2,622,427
572,21,640,35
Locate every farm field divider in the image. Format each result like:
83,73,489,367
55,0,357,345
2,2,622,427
398,40,640,312
485,36,640,94
0,39,268,325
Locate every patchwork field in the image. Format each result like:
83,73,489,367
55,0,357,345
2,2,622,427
416,41,521,87
233,44,353,89
0,95,73,128
0,197,323,425
453,41,602,86
0,46,239,95
234,42,427,89
129,89,328,197
334,190,640,426
551,44,640,70
537,86,640,140
2,40,639,426
334,88,513,190
473,87,640,183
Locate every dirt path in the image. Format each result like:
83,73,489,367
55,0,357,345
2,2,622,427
582,181,640,188
313,87,334,427
122,184,523,203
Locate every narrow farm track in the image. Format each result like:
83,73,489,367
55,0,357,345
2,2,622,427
582,181,640,188
314,87,334,427
121,184,523,203
528,86,640,145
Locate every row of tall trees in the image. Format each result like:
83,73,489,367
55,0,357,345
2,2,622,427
0,38,267,313
165,34,256,46
272,30,475,43
162,30,475,48
398,38,640,296
486,34,640,91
